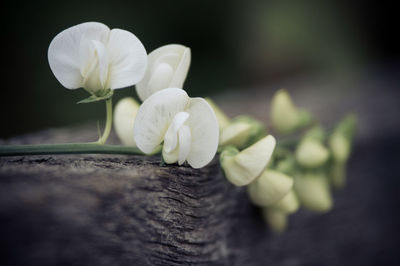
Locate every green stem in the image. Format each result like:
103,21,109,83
97,98,113,144
0,143,143,157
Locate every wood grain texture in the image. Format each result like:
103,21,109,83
0,125,399,266
1,75,399,265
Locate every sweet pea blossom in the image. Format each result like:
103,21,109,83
133,88,219,168
48,22,147,97
136,44,191,101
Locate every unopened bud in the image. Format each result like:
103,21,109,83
247,170,293,207
296,126,329,168
294,172,333,212
219,116,266,149
262,208,287,233
273,190,299,214
329,114,357,163
296,139,329,168
220,135,276,186
270,89,312,134
329,133,350,163
330,162,346,189
114,97,140,146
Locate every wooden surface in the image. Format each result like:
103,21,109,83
1,74,399,265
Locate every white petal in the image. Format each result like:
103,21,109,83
170,47,191,87
48,22,110,89
106,29,147,90
134,88,189,154
146,63,174,94
185,98,219,168
164,112,190,153
136,44,191,101
113,97,140,146
162,146,179,164
82,40,109,92
91,40,109,87
234,135,276,179
178,125,191,165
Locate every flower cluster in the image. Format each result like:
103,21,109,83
217,89,356,232
48,22,356,233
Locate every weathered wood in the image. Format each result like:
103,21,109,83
1,76,399,265
0,125,398,266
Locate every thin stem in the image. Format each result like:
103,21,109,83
0,143,143,157
97,98,113,144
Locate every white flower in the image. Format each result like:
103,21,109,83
48,22,147,96
113,97,140,146
136,44,191,101
133,88,219,168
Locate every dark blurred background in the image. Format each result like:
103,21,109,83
1,1,400,265
1,0,398,138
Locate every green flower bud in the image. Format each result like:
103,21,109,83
262,208,287,233
247,170,293,207
303,126,326,142
219,121,253,148
334,114,357,140
270,89,312,134
330,161,346,189
219,116,266,149
295,139,330,168
329,133,350,163
220,135,276,186
295,126,329,168
294,172,333,212
205,98,231,130
329,114,357,163
273,190,300,214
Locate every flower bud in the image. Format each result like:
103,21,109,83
219,122,252,148
295,127,329,168
113,97,140,146
329,133,350,163
262,208,287,233
273,190,299,214
270,89,312,134
247,170,293,207
329,162,346,189
205,98,231,130
295,139,329,168
220,135,276,186
329,114,357,163
219,116,266,149
294,172,333,212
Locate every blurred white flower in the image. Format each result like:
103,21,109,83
136,44,191,101
113,97,140,146
133,88,219,168
48,22,147,96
